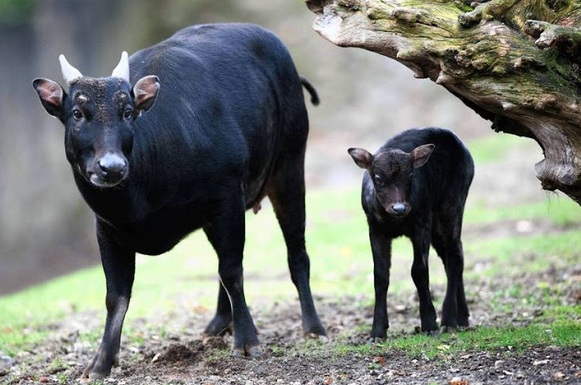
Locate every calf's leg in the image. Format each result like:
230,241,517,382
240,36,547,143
433,214,470,330
432,236,469,330
369,225,392,340
204,192,260,356
411,226,439,333
83,222,135,379
456,275,470,327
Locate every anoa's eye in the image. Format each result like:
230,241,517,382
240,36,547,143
72,108,83,121
374,174,385,187
123,107,133,120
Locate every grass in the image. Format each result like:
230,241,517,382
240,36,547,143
382,322,581,359
1,135,580,361
292,321,580,369
465,195,580,225
467,133,524,164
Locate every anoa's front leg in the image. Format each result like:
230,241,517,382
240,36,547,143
83,223,136,380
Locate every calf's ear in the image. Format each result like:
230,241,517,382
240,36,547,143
411,144,435,168
32,78,65,121
348,147,373,169
133,75,160,114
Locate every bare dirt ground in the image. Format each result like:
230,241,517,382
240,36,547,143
2,140,580,385
1,254,580,385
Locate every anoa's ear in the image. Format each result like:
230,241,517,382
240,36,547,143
348,147,373,170
32,78,66,121
133,75,160,114
411,144,435,168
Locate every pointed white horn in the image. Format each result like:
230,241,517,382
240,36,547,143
111,51,130,82
59,54,83,84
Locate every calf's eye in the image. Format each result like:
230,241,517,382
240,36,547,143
72,109,83,121
123,108,133,120
374,175,385,187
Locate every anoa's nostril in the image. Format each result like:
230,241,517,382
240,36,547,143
391,203,407,215
98,153,126,175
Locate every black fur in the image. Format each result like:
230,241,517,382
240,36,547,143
349,127,474,339
33,23,325,379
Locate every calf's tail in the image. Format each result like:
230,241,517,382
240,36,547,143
300,77,320,106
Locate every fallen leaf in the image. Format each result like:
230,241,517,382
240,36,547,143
450,376,469,385
533,359,549,366
386,369,404,377
553,372,567,381
375,356,386,366
394,305,407,313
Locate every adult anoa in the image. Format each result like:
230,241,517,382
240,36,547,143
348,127,474,340
33,23,326,380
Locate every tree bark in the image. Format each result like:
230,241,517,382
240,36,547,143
306,0,581,204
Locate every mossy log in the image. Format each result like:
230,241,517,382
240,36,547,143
306,0,581,204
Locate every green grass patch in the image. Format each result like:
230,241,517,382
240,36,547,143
0,327,47,356
292,319,580,364
464,230,581,277
357,322,580,360
466,134,528,164
465,195,581,225
456,323,581,352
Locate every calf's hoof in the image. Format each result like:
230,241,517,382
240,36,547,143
303,317,327,337
304,322,328,342
81,365,109,382
303,331,329,344
440,325,458,334
81,352,115,381
307,333,329,344
415,326,440,336
81,371,107,382
232,343,263,358
367,336,386,344
458,318,470,328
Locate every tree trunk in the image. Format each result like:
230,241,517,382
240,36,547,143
306,0,581,204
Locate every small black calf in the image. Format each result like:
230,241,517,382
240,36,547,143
348,127,474,339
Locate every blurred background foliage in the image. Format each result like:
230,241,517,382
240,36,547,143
0,0,36,25
0,0,535,294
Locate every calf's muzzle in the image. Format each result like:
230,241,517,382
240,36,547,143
389,203,409,217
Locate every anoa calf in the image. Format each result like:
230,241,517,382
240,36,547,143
33,23,326,379
348,127,474,339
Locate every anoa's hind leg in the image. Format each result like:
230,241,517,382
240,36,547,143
266,156,326,337
203,190,260,357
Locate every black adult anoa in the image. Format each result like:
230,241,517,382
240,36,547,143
348,127,474,340
33,23,326,380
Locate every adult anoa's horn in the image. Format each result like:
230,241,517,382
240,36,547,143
111,51,130,82
59,54,83,84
